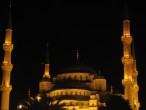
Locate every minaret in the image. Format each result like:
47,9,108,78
43,43,50,79
39,43,52,92
131,42,140,110
0,2,13,110
121,2,140,110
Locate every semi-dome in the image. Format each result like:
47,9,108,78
60,63,97,74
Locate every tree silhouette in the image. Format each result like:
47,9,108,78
17,91,66,110
98,106,107,110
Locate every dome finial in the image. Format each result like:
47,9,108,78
99,70,101,75
76,50,79,63
110,85,113,94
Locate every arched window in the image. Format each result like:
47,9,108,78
86,75,88,80
66,91,67,95
74,75,77,80
80,75,82,80
60,91,63,95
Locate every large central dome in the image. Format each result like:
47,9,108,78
60,63,97,74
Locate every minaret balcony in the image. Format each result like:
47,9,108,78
1,64,13,71
0,85,12,92
122,79,134,86
121,36,132,44
122,57,133,64
3,43,13,52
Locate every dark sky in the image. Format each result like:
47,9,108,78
0,0,146,110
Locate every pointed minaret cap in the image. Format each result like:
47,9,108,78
123,0,129,20
42,42,51,79
45,42,50,64
7,1,12,29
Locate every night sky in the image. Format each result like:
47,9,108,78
0,0,146,110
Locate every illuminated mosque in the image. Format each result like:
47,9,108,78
0,2,140,110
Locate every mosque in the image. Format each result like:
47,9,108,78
0,2,140,110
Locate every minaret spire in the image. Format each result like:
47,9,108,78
0,2,14,110
39,43,52,92
43,42,50,79
121,2,140,110
45,42,49,64
123,0,129,20
8,1,12,29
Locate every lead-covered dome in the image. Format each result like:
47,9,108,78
60,63,97,74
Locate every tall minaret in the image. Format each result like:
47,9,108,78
39,43,52,93
0,2,13,110
121,2,140,110
131,42,140,110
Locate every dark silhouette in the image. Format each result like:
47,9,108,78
106,95,132,110
17,91,66,110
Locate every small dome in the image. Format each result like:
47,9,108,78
60,63,97,74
